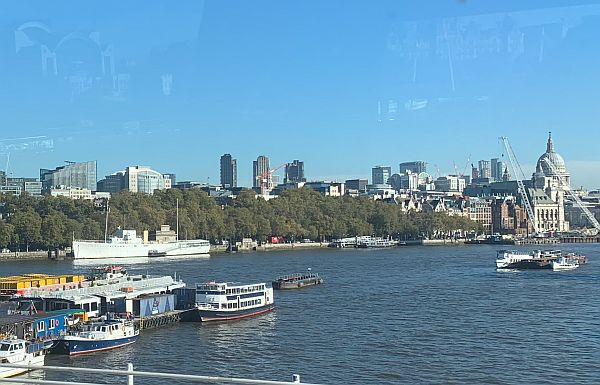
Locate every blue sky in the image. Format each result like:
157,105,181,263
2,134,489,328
1,0,600,188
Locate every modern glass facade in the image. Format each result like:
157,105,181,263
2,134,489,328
40,161,97,192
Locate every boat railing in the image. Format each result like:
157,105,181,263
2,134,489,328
23,276,183,299
0,362,321,384
276,273,319,281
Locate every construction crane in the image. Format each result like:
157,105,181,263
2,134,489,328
541,158,600,233
256,162,288,195
460,154,471,178
499,136,539,234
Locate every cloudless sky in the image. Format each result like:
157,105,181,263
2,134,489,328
1,0,600,188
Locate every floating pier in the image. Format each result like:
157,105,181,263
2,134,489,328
135,309,195,330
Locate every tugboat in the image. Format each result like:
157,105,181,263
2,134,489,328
272,269,323,290
52,317,139,355
0,338,50,378
191,281,274,322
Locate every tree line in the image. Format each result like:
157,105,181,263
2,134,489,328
0,188,482,250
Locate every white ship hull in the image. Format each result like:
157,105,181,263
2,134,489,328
73,240,210,259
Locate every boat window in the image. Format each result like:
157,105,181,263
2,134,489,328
221,304,226,309
0,344,9,351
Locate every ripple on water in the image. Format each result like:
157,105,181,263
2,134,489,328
2,244,600,384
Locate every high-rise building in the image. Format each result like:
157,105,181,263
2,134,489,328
478,160,491,179
253,155,270,188
491,158,499,180
220,154,237,188
372,166,392,185
490,158,506,181
399,161,427,175
284,160,305,183
40,160,97,193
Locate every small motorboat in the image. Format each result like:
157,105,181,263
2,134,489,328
0,338,49,378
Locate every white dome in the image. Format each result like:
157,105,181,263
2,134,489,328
535,133,568,177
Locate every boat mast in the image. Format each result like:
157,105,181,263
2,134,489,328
104,200,110,243
176,198,179,241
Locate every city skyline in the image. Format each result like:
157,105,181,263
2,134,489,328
1,1,600,188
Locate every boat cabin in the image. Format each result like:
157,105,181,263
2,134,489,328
195,282,271,311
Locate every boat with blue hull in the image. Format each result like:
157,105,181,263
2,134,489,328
187,281,274,322
52,318,139,356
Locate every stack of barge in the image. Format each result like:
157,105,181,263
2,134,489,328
272,271,323,290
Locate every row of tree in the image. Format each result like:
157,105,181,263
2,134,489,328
0,188,482,250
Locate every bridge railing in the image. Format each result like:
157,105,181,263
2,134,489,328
0,363,322,385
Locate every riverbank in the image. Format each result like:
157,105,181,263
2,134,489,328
0,250,69,261
2,236,598,261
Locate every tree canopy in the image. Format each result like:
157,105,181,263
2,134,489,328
0,189,482,250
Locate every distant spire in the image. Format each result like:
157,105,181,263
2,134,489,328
546,131,554,153
502,166,510,182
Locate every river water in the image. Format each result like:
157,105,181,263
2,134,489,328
3,244,600,384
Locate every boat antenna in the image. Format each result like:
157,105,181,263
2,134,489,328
176,198,179,241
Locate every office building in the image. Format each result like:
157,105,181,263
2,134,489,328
97,166,171,195
40,160,97,193
345,179,368,193
478,160,491,179
253,155,270,188
372,166,392,185
490,158,506,182
163,173,177,186
220,154,237,188
0,175,42,196
284,160,305,183
399,161,427,174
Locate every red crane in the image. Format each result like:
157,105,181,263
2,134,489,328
256,162,288,195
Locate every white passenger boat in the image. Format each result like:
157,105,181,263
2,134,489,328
552,256,579,271
191,282,274,322
52,318,139,355
73,229,210,259
0,339,49,378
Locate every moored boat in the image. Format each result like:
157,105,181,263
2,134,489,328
190,281,274,322
272,271,323,290
73,229,210,259
0,339,49,378
552,256,579,271
52,318,139,355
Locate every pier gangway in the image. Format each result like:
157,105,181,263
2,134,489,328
0,363,323,385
